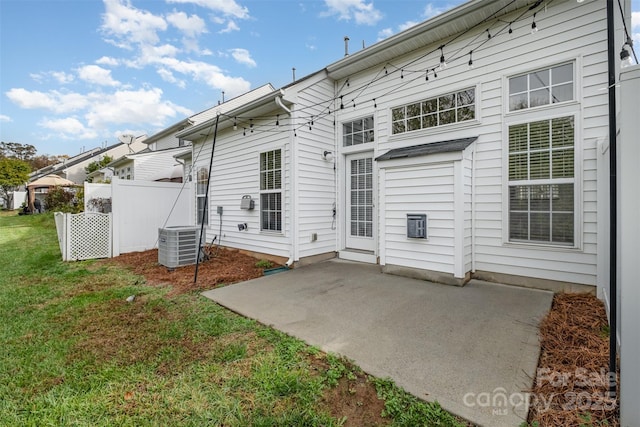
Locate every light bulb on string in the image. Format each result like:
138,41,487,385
432,68,438,79
276,115,280,126
233,117,237,130
425,70,429,82
439,45,447,69
468,51,474,69
340,96,344,110
486,29,491,40
531,13,538,34
401,69,404,79
373,99,377,108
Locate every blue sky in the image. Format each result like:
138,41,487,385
1,0,639,157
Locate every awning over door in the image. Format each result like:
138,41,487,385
375,137,477,161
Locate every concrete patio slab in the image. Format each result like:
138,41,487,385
202,259,553,427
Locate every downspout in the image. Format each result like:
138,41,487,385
471,147,476,273
605,0,618,400
275,96,295,268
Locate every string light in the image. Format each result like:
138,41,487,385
200,0,555,140
233,117,237,130
275,115,279,126
243,128,246,136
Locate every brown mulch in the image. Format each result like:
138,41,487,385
103,247,270,295
528,293,619,426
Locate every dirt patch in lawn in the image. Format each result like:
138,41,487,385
528,293,619,426
104,247,270,295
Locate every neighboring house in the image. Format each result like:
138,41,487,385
177,0,631,299
109,147,188,182
142,84,277,153
86,166,114,183
29,136,147,185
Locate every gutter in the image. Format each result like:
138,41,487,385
275,96,297,268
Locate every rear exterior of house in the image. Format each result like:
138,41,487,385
178,0,626,297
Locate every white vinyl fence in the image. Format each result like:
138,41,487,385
55,178,193,260
54,212,112,261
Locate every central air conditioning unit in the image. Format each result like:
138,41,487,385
158,226,203,269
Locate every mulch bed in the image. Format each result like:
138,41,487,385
528,293,619,426
103,247,270,295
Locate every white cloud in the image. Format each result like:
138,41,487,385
84,88,192,129
96,56,120,66
219,20,240,34
0,115,12,122
377,28,394,40
38,117,98,140
6,88,90,114
167,10,207,37
322,0,383,26
229,48,256,67
166,0,249,19
157,68,186,88
155,57,251,96
101,0,167,48
77,65,120,87
51,71,75,84
422,3,451,20
29,71,74,84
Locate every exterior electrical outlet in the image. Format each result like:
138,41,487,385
407,214,427,239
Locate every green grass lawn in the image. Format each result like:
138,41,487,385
0,211,464,427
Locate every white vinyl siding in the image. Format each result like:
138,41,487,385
362,0,606,286
382,164,455,274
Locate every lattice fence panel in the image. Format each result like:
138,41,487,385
67,212,112,261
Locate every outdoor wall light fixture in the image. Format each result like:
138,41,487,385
237,223,248,231
323,150,333,160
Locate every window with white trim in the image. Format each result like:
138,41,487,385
508,116,575,245
343,116,374,146
260,149,281,232
392,88,475,134
196,166,208,225
509,63,574,111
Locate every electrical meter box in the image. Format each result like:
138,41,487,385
407,214,427,239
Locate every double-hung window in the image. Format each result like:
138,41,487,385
260,149,282,232
507,62,576,246
196,166,208,225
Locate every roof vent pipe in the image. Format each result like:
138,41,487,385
292,67,296,82
344,36,350,56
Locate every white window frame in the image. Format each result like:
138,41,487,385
259,148,282,233
390,87,477,135
508,62,575,112
502,74,582,249
195,165,209,226
343,116,375,147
